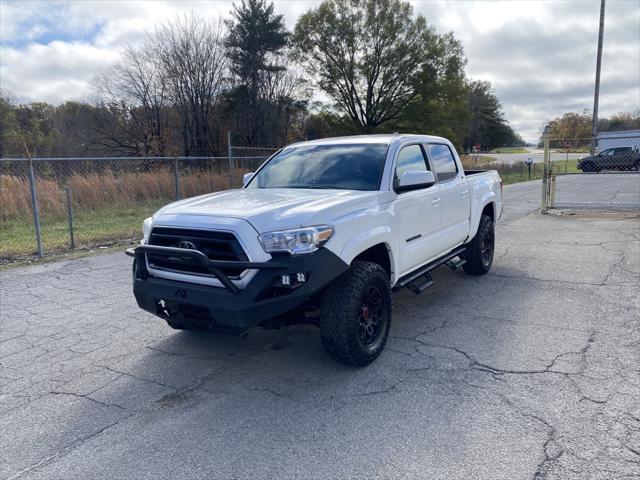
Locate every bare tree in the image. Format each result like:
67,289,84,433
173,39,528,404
95,44,171,155
153,14,228,156
260,66,310,144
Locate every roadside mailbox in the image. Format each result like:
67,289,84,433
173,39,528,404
524,157,534,179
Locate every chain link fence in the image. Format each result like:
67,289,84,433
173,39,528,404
542,133,640,211
0,145,278,264
8,133,636,264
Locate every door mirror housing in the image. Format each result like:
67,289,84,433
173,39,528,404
242,172,254,187
396,170,436,192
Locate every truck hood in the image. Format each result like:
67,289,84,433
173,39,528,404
154,188,388,233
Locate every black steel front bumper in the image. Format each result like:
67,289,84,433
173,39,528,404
127,245,349,333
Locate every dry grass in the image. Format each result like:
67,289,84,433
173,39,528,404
0,169,237,221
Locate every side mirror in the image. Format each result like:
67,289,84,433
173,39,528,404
396,170,436,192
242,172,254,187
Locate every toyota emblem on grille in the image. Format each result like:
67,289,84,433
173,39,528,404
177,240,197,250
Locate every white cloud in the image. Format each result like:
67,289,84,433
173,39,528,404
0,41,119,104
0,0,638,143
413,0,640,141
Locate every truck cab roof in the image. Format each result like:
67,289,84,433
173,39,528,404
289,133,451,148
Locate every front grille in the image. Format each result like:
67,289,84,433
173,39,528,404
147,227,249,278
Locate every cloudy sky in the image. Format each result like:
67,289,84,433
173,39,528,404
0,0,638,142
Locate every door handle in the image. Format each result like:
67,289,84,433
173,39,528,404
431,198,441,206
460,189,469,196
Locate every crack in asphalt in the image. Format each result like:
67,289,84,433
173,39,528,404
528,414,564,480
49,390,125,410
5,413,134,480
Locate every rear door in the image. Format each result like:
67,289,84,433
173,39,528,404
392,144,443,274
611,147,633,170
425,143,471,248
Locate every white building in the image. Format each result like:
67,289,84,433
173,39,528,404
597,130,640,151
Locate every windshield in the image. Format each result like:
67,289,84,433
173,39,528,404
246,143,388,190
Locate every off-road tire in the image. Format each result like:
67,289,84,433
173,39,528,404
319,261,392,366
463,214,495,275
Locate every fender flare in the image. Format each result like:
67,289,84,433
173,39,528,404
337,226,396,282
468,194,496,240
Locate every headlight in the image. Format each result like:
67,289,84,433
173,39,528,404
142,217,153,242
258,226,334,255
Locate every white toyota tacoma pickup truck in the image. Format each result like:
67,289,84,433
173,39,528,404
127,134,502,366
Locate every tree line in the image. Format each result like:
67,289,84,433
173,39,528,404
542,110,640,145
0,0,526,159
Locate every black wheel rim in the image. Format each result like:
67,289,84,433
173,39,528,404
358,285,384,347
480,225,494,266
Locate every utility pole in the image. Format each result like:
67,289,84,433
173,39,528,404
590,0,606,154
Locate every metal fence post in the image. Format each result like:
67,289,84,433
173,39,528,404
27,159,44,257
541,126,550,213
65,186,75,249
227,130,234,188
173,157,181,200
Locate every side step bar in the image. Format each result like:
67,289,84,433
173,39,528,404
445,257,467,271
406,272,434,294
393,246,466,294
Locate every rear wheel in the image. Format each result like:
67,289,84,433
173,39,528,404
319,261,392,366
463,214,495,275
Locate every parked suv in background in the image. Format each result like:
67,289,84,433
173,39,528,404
127,134,502,366
578,146,640,172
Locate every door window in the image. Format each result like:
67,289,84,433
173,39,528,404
427,144,458,182
395,144,430,178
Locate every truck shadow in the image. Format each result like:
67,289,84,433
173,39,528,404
110,263,572,411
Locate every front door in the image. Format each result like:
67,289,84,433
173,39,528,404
392,144,443,275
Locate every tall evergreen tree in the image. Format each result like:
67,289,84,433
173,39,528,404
225,0,290,145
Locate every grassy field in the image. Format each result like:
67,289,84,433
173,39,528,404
461,156,581,183
550,159,581,173
0,167,240,262
490,147,529,154
1,201,168,261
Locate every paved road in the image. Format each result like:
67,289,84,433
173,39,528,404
1,181,639,480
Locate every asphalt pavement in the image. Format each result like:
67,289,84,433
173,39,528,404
1,181,639,480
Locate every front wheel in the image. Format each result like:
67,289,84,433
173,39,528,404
582,162,599,172
463,214,495,275
319,261,392,366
